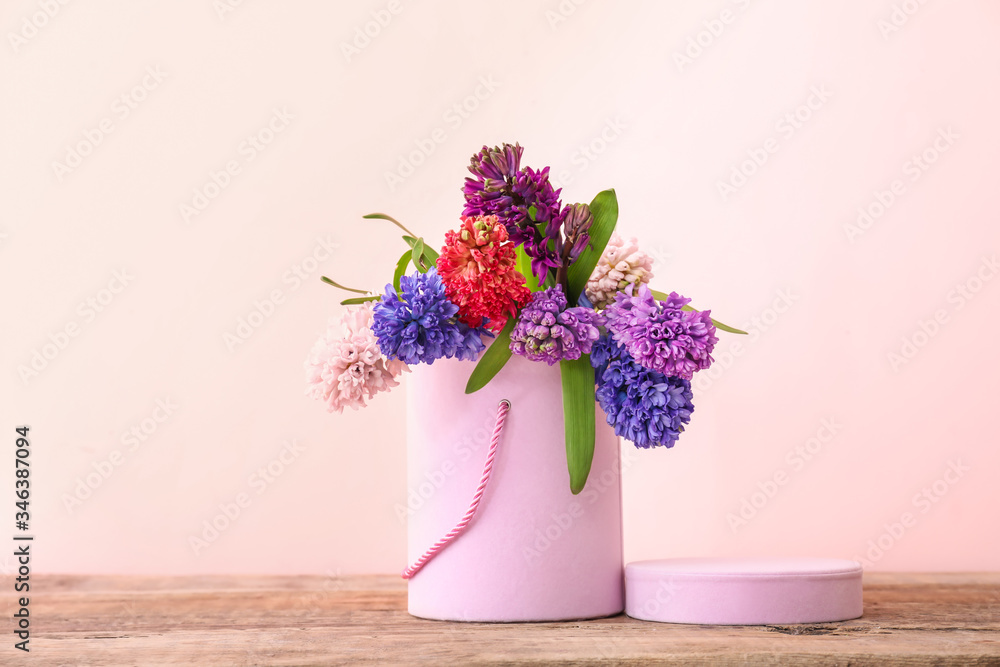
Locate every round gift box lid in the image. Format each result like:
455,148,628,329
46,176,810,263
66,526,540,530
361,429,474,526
625,557,863,625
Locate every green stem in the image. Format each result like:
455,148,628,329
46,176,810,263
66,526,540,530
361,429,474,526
556,238,574,301
555,265,569,298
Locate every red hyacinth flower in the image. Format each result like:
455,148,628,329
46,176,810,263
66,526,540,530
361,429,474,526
436,215,530,334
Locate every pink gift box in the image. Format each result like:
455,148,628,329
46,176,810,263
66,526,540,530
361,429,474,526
626,557,864,625
405,352,624,622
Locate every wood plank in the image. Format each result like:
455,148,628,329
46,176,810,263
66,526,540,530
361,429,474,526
9,574,1000,666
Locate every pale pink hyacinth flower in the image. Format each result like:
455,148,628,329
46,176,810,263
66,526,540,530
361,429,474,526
304,302,408,413
585,233,655,308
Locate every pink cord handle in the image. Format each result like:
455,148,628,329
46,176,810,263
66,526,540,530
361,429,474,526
402,398,511,580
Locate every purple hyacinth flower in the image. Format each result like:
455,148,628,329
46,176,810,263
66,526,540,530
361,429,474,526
591,335,695,449
558,202,593,265
509,286,602,365
603,285,718,380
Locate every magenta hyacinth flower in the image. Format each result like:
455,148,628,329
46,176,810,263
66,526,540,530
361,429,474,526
462,143,566,281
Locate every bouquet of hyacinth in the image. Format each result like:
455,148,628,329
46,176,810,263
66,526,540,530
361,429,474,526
306,143,745,493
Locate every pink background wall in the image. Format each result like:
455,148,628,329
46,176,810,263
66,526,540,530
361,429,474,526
2,0,997,575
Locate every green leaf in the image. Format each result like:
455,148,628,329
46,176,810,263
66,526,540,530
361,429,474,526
465,318,515,394
412,238,427,272
649,289,748,335
516,245,543,292
560,355,596,495
392,249,411,292
566,189,618,305
527,204,538,222
403,235,438,268
364,212,414,236
703,315,747,335
320,276,368,294
340,296,380,306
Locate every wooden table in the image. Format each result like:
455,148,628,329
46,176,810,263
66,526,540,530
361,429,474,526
20,573,1000,665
